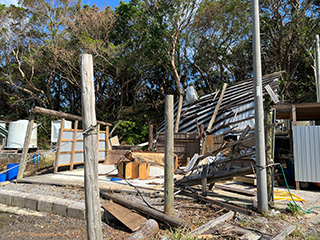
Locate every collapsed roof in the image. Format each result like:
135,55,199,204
158,71,284,135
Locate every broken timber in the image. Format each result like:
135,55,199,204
179,190,255,215
31,106,111,126
190,211,235,236
100,190,189,229
102,202,147,232
126,219,159,240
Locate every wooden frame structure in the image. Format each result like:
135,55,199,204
54,118,110,173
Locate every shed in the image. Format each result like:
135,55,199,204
157,72,283,165
274,103,320,189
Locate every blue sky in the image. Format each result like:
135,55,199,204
0,0,129,9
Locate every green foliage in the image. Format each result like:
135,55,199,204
166,227,193,240
114,120,148,145
286,202,301,216
0,0,319,143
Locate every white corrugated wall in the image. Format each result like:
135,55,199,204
293,126,320,182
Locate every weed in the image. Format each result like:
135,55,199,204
291,227,304,239
165,227,211,240
287,202,301,216
307,233,320,240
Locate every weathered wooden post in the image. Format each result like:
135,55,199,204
164,95,174,216
148,123,153,151
17,112,35,180
81,54,103,240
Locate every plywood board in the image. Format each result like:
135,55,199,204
102,202,147,232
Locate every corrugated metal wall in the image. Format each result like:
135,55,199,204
293,126,320,182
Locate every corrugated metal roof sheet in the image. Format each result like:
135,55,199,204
158,71,283,135
293,126,320,183
0,125,8,138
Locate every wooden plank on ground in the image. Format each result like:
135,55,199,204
214,184,256,196
235,175,257,186
190,211,235,236
181,190,255,215
272,225,296,240
102,201,147,232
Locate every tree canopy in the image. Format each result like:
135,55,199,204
0,0,319,144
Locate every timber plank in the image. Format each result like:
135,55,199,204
102,201,147,232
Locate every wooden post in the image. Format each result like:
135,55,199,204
70,120,78,171
265,109,274,202
200,124,205,155
81,54,102,240
17,112,35,180
54,118,65,173
148,123,153,151
206,83,227,133
105,125,110,164
165,95,174,216
174,94,183,133
291,105,299,190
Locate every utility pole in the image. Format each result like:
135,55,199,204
251,0,268,213
164,94,174,216
315,35,320,102
81,54,103,240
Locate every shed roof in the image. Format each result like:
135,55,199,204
274,103,320,121
158,71,284,135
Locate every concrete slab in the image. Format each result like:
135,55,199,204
17,164,165,194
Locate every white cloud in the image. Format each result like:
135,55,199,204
0,0,19,6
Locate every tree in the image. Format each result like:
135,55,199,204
260,0,320,102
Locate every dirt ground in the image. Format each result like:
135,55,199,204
0,159,320,239
0,182,320,240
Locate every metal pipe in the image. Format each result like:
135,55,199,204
251,0,268,213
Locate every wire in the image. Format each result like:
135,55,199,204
275,163,320,214
116,158,156,210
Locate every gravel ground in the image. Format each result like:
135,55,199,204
0,182,320,239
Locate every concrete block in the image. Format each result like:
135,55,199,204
24,194,41,211
52,198,74,217
11,192,29,208
68,202,85,219
37,196,57,213
0,189,15,205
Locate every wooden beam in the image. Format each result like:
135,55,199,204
272,225,296,240
207,83,227,133
17,112,35,180
31,106,111,126
189,211,235,236
214,184,256,196
100,190,190,229
81,53,102,240
148,124,153,151
126,219,159,240
102,201,147,232
180,190,256,215
70,120,78,171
